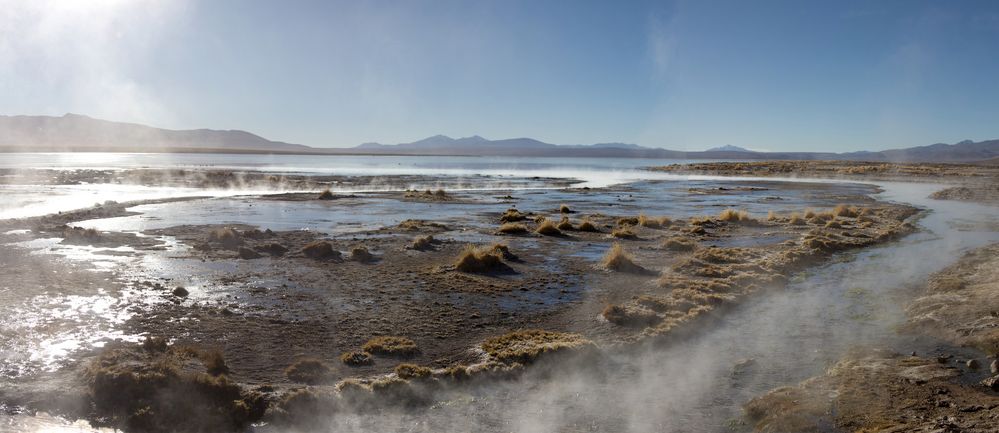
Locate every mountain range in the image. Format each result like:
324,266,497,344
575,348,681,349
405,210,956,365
1,113,997,163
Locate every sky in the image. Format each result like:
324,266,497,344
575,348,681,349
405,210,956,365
1,0,998,152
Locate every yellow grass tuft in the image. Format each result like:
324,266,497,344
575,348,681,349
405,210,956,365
611,227,637,239
556,216,574,231
535,218,563,236
454,245,507,273
559,203,573,214
480,330,593,364
601,243,646,273
788,212,806,225
362,336,419,357
498,222,529,234
662,236,697,252
577,218,599,232
718,208,753,223
638,214,671,229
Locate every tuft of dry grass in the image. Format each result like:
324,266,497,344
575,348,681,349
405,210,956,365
434,188,448,197
480,329,593,364
349,245,375,262
718,208,754,223
556,216,574,231
208,227,243,248
535,218,562,236
662,236,697,252
617,216,640,226
411,235,435,251
200,349,229,376
559,203,573,214
258,242,288,256
804,209,816,219
62,226,102,243
454,245,509,273
601,243,647,273
638,214,671,229
832,204,859,218
788,212,806,225
497,222,529,234
301,241,341,260
601,304,661,327
362,336,419,357
611,227,637,239
577,218,599,232
394,363,433,380
340,351,373,366
317,189,334,200
285,358,334,384
767,210,778,221
500,208,527,223
487,243,518,261
825,220,842,229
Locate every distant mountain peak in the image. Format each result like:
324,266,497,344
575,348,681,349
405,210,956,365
706,145,752,152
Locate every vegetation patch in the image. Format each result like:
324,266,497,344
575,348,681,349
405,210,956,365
84,341,265,432
340,351,373,367
611,227,637,239
208,227,243,249
577,218,599,232
559,203,574,214
301,241,341,260
481,329,594,364
497,222,529,234
718,209,755,223
500,208,528,223
556,216,574,231
285,358,335,384
454,245,511,273
257,242,289,256
602,304,662,327
394,363,433,380
601,243,648,274
662,236,697,252
638,214,671,229
410,235,436,251
349,245,375,262
317,189,335,200
362,336,420,357
535,218,563,236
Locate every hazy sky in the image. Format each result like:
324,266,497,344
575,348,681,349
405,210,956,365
2,0,998,151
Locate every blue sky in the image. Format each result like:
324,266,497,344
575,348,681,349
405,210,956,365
1,0,998,151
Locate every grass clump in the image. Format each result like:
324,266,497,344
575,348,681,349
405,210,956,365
285,358,334,384
601,243,647,273
832,204,859,218
454,245,509,273
601,304,661,327
362,336,419,357
577,218,599,232
487,243,518,261
258,242,288,256
86,342,265,432
825,220,843,229
394,363,433,380
410,235,435,251
62,226,102,243
497,222,529,234
638,214,671,229
481,329,593,364
208,227,243,249
617,216,640,226
301,241,341,260
340,351,373,366
718,209,753,223
556,216,574,231
788,212,806,225
535,218,563,236
662,236,697,252
611,227,637,239
559,203,573,214
500,208,527,223
317,189,335,200
349,245,375,262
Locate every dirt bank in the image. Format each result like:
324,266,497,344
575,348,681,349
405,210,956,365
746,242,999,432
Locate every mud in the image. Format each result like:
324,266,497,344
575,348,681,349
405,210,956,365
0,167,928,431
746,242,999,432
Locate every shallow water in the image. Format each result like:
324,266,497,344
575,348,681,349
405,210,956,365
1,154,997,432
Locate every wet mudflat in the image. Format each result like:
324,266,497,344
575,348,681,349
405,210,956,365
0,159,992,432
